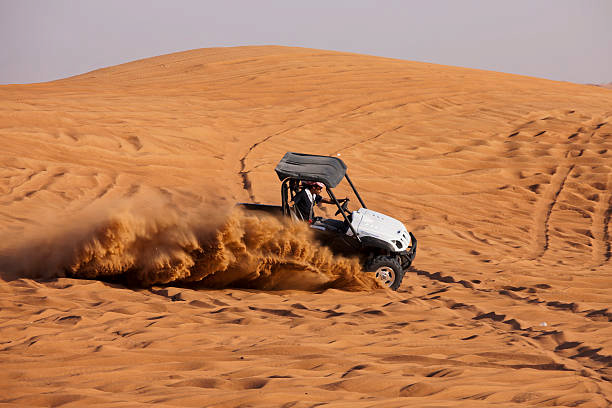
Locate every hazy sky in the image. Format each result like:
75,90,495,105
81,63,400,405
1,0,610,85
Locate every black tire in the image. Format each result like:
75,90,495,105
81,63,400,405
365,255,405,291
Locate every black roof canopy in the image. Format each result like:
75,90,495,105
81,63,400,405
275,152,347,188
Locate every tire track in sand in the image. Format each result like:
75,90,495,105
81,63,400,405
332,125,403,156
591,173,612,266
532,162,574,259
590,118,612,265
238,124,306,202
237,104,402,202
527,115,608,260
503,112,612,262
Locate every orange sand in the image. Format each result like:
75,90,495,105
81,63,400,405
1,46,611,407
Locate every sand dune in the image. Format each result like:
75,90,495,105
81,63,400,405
1,46,611,406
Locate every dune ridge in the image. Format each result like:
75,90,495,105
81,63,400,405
1,46,611,406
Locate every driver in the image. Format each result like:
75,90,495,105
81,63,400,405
292,181,334,222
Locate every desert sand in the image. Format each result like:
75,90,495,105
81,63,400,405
1,46,611,407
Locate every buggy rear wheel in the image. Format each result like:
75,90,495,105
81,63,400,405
365,255,404,291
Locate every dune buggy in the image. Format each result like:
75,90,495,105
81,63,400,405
241,152,417,290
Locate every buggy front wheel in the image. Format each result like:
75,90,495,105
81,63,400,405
365,255,405,291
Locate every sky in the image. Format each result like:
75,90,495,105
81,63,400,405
1,0,610,85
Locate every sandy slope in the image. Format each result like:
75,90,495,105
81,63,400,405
1,46,611,407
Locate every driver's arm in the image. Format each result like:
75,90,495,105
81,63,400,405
319,197,348,205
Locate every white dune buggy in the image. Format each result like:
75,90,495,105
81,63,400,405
241,152,417,290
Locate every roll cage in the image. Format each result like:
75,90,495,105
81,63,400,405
276,152,368,241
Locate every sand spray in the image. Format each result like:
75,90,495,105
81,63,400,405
0,191,379,291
